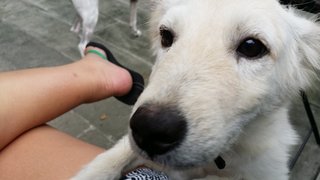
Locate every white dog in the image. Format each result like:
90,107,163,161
72,0,320,179
71,0,141,56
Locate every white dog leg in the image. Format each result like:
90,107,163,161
70,15,82,34
71,0,99,56
71,136,137,180
129,0,141,37
78,13,98,56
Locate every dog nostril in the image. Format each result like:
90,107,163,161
130,105,187,156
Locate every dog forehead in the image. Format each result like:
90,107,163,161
158,0,285,31
177,0,278,8
160,0,281,17
155,0,289,57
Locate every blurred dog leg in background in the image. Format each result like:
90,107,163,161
71,0,140,56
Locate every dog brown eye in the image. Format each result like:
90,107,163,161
160,25,174,48
236,38,268,59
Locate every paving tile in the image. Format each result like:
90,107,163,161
0,1,29,19
98,0,131,21
48,110,90,137
0,1,81,61
0,21,70,69
0,56,16,71
77,124,117,149
98,0,151,30
95,22,153,66
21,0,70,12
74,98,132,143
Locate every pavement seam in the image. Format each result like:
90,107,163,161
71,110,117,144
94,35,153,67
76,124,96,138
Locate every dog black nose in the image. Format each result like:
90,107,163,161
130,105,187,157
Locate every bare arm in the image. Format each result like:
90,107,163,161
0,50,132,150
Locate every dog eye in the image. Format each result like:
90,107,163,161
236,38,268,59
160,25,174,48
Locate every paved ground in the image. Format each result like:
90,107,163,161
0,0,319,179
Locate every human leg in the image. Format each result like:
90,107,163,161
0,125,104,180
0,46,132,150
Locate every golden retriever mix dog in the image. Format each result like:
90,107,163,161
72,0,320,179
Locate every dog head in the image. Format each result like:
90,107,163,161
129,0,320,168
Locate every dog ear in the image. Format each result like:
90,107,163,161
292,16,320,89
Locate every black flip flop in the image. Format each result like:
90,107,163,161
86,42,144,105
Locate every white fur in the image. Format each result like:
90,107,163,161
71,0,141,56
72,0,320,179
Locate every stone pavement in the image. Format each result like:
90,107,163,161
0,0,319,179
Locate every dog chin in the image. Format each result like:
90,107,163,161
153,153,211,169
129,137,216,169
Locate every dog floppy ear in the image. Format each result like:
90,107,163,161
290,14,320,89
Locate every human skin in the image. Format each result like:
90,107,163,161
0,47,132,180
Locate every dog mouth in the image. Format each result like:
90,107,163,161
131,130,182,157
130,135,226,170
